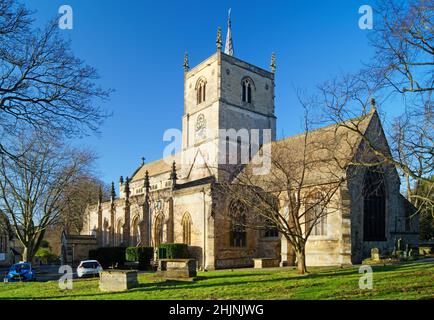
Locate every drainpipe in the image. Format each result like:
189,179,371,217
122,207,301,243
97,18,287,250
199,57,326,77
201,188,207,270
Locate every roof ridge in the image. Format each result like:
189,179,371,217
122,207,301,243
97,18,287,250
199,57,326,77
275,112,373,145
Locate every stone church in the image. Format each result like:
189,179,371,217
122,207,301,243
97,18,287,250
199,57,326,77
73,21,419,269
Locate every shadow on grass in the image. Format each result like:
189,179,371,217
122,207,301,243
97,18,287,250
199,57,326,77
2,262,430,300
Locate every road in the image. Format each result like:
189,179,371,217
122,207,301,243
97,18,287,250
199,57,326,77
1,264,78,282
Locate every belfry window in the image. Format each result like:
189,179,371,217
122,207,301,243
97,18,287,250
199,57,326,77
242,78,253,103
196,79,206,104
363,168,386,241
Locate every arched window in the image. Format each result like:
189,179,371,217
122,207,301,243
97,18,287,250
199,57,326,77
242,78,253,103
182,213,192,245
229,201,247,247
196,78,206,104
363,168,386,241
131,215,141,246
305,192,327,236
116,219,124,246
103,218,109,247
154,214,164,247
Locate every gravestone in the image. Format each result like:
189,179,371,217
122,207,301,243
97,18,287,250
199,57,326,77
253,258,280,268
99,270,138,292
157,259,197,280
370,248,380,261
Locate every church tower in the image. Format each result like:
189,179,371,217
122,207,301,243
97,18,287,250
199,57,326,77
181,14,276,182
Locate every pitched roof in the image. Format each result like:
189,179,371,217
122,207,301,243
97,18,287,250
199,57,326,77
130,153,181,182
242,110,376,187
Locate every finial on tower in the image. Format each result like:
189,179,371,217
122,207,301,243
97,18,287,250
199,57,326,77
270,52,276,73
224,9,234,56
216,27,222,51
119,175,124,184
141,156,145,165
183,52,189,72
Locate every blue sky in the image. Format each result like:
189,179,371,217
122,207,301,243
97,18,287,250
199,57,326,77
27,0,378,185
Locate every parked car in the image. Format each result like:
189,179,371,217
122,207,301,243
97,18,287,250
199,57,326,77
4,262,36,282
77,260,103,278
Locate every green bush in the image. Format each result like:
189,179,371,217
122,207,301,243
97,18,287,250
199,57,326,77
35,247,59,264
125,247,153,269
89,247,126,268
158,243,189,259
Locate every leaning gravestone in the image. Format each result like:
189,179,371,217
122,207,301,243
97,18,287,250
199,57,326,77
99,270,138,292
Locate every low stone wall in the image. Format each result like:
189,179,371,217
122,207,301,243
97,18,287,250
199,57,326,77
157,259,197,279
253,258,280,268
99,270,138,292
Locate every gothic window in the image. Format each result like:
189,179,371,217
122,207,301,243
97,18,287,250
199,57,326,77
103,218,109,247
305,192,327,236
264,226,279,238
154,214,164,247
242,78,253,103
363,168,386,241
182,212,192,245
116,219,124,246
131,215,141,246
196,78,206,104
229,201,247,247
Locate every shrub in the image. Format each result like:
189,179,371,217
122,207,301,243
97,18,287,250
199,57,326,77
35,247,59,264
158,243,189,259
125,247,153,269
89,247,126,268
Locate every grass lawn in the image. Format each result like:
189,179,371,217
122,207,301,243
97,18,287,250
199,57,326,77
0,261,432,300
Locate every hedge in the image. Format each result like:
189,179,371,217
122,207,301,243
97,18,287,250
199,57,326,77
35,247,59,264
158,243,189,259
125,246,153,269
88,247,126,268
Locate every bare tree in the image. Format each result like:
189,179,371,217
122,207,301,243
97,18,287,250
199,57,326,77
0,131,96,262
59,175,109,235
217,109,361,274
316,0,433,217
0,0,110,161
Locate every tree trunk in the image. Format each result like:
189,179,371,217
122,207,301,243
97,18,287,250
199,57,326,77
295,246,308,274
22,246,33,262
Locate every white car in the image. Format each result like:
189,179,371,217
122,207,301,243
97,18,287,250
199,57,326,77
77,260,103,278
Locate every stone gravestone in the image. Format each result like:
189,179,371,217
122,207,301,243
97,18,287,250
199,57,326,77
99,270,138,292
157,259,197,280
370,248,380,261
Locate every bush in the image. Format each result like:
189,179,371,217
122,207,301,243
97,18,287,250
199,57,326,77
125,247,153,270
35,247,59,264
158,243,189,259
89,247,126,268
